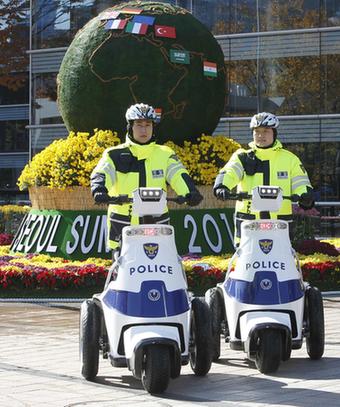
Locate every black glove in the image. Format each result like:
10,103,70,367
214,186,230,201
298,192,314,210
185,190,203,207
93,191,110,203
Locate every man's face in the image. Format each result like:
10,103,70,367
132,119,153,144
253,127,274,147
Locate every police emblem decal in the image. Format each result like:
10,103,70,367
148,289,161,301
143,243,159,259
260,279,272,290
277,171,288,179
259,239,273,254
152,169,164,178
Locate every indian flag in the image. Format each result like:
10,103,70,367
155,108,162,122
203,61,217,78
125,21,148,35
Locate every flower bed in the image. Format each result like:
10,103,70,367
18,130,240,190
0,239,339,296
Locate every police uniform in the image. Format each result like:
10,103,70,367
214,139,312,241
91,138,197,250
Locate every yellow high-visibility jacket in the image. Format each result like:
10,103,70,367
214,140,312,222
91,138,195,249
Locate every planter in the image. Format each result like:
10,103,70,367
167,185,235,210
28,186,106,211
29,186,235,211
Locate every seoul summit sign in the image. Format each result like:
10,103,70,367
10,208,235,260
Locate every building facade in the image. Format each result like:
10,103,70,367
1,0,340,202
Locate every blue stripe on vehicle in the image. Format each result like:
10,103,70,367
224,271,304,305
103,280,189,317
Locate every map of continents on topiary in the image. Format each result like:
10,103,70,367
57,1,226,144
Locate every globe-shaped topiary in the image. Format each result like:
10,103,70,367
57,0,226,144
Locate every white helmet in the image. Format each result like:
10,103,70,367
250,112,279,129
125,103,157,123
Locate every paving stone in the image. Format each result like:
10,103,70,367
0,297,339,406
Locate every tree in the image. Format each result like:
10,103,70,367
0,0,29,91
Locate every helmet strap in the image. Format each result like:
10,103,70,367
253,129,278,149
127,120,156,145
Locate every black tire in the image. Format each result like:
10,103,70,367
189,297,213,376
255,329,282,374
305,286,325,360
141,345,171,394
80,299,100,380
206,288,224,361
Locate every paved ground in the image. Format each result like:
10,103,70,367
0,297,340,407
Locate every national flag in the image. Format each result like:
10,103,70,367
132,15,155,26
170,49,190,64
120,7,143,15
203,61,217,77
125,21,148,35
100,11,120,20
105,19,128,30
154,25,176,39
155,108,162,122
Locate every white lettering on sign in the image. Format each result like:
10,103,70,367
45,215,61,253
66,215,110,255
11,214,61,253
36,215,54,252
202,214,222,253
66,215,83,254
25,214,44,252
81,215,100,254
184,214,202,254
183,212,234,254
98,215,108,253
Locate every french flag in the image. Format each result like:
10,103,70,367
105,19,128,30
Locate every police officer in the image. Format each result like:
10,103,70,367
91,103,203,253
213,112,314,244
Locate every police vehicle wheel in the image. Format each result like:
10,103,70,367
305,286,324,360
189,297,213,376
141,345,170,394
207,288,224,361
255,329,282,374
80,299,100,380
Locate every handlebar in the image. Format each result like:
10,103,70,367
107,195,131,205
105,195,188,205
226,193,300,202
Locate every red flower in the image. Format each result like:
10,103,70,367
0,233,13,246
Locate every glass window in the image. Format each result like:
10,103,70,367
225,60,258,116
0,168,25,189
259,0,320,31
198,0,323,35
0,74,29,105
0,121,29,153
32,0,126,49
261,56,320,115
192,0,230,34
225,31,322,116
321,31,340,113
32,73,62,124
225,55,321,116
323,0,340,27
285,142,340,201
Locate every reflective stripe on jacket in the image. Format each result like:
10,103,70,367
214,139,312,220
91,139,194,248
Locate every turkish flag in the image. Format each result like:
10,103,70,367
154,25,176,38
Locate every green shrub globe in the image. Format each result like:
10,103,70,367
57,1,226,144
